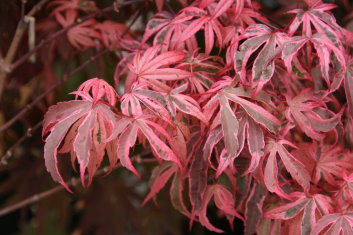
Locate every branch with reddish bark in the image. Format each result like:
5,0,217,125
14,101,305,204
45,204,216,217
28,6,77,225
0,3,143,134
0,154,155,217
0,0,145,98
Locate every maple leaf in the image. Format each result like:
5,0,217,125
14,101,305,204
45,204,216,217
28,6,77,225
120,82,170,119
203,80,280,176
142,11,198,52
229,4,269,27
293,142,353,186
265,192,334,235
196,184,243,233
55,11,101,50
164,83,208,124
94,20,133,49
282,34,346,90
310,212,353,235
42,78,118,190
179,0,234,55
126,45,191,92
113,40,149,90
189,136,209,220
287,1,343,48
106,114,180,176
142,162,190,216
243,182,268,235
142,162,177,204
335,171,353,211
75,78,118,106
234,24,287,91
176,51,223,93
284,90,342,141
237,112,266,174
263,139,311,199
120,81,208,126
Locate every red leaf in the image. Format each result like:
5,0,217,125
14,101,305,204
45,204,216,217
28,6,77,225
43,78,118,189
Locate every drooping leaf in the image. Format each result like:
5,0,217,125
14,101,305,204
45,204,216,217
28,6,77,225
263,139,311,198
43,78,118,189
265,192,333,235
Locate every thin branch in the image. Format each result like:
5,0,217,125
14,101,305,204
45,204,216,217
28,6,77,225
0,3,144,134
10,0,145,72
0,0,51,97
0,185,64,217
0,155,155,217
0,48,110,133
0,121,41,166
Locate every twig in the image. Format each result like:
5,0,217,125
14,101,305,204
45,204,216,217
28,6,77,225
0,155,154,217
0,121,42,166
0,48,110,133
0,0,51,97
0,185,63,217
0,0,144,98
10,0,145,72
0,3,144,134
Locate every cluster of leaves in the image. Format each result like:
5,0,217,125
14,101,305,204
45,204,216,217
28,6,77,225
42,0,353,233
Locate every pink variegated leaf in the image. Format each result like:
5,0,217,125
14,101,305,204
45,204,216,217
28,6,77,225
223,87,281,134
264,146,287,198
43,78,119,189
311,34,346,81
244,182,267,235
219,94,239,158
128,45,191,90
234,24,286,88
170,169,190,217
245,117,265,173
216,149,235,178
142,162,177,205
137,119,179,164
336,171,353,208
42,100,90,137
116,124,140,177
212,0,234,19
179,2,229,56
142,12,170,43
189,137,208,219
74,110,96,185
180,16,209,43
197,184,242,233
265,192,333,235
44,107,89,191
108,115,180,176
287,1,343,48
310,213,353,235
263,139,311,197
166,83,208,124
286,90,342,141
282,36,309,75
313,144,353,185
203,126,223,169
76,78,118,105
